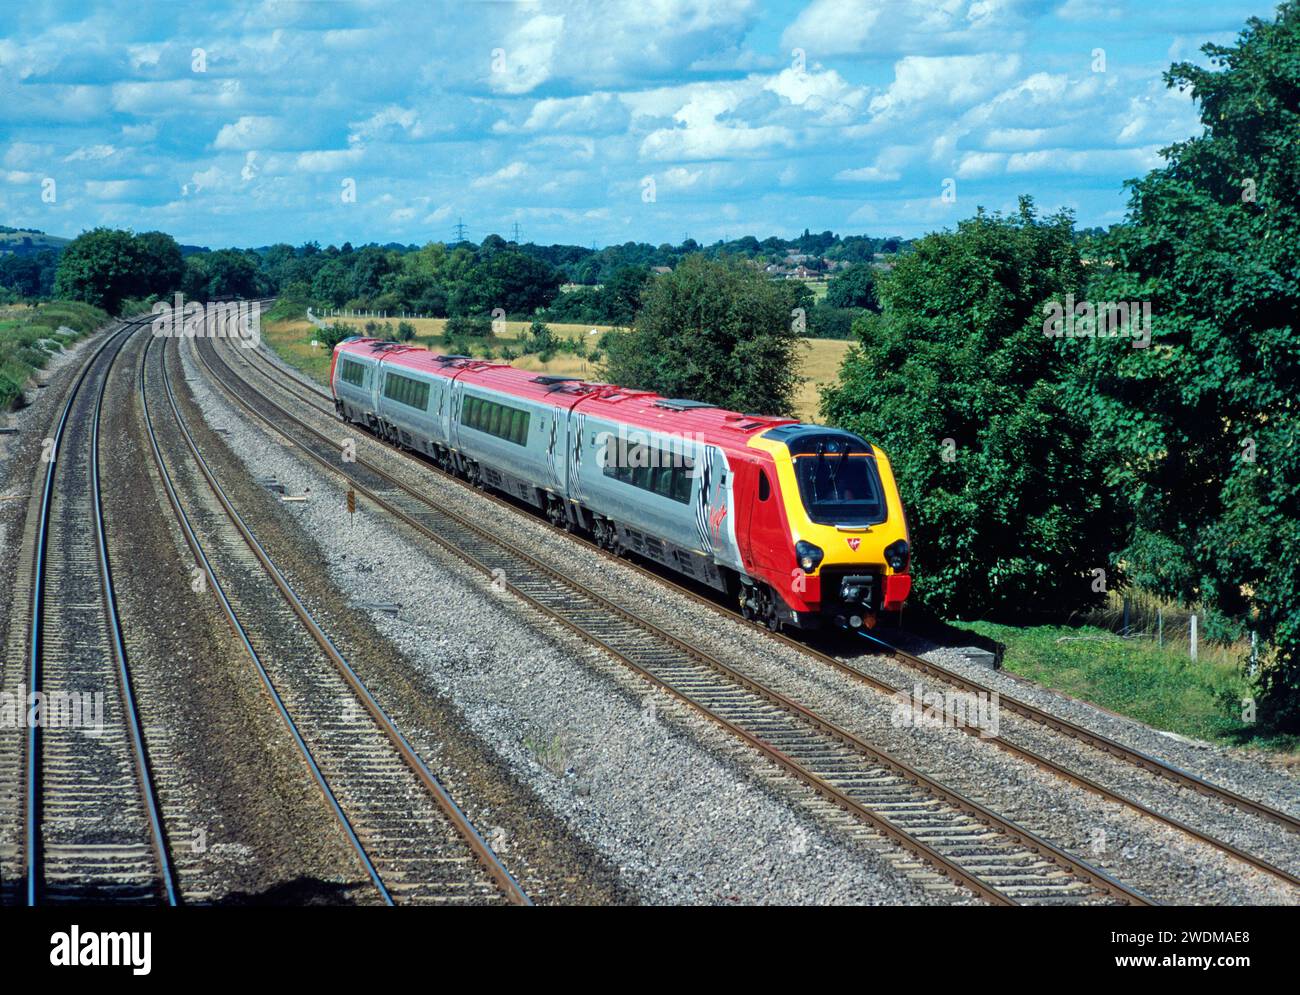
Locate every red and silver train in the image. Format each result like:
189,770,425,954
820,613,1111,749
330,338,911,630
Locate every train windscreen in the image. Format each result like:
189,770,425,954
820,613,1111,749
788,435,886,527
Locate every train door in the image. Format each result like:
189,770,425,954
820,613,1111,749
694,445,743,572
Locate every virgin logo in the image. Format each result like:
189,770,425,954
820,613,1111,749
846,537,861,551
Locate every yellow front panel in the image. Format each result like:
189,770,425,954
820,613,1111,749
747,434,908,575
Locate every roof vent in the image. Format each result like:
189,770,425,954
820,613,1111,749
654,399,719,411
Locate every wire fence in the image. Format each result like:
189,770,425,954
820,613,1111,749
1072,589,1258,674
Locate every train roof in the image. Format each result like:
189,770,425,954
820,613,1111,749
336,336,815,455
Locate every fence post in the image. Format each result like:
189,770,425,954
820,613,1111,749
1250,631,1258,678
1190,613,1198,661
1122,598,1129,637
1157,608,1163,647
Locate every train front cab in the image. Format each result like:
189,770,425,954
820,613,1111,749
746,425,911,631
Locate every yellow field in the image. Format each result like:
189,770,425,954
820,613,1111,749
263,315,851,423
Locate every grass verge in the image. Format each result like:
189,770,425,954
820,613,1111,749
956,620,1298,753
0,301,110,410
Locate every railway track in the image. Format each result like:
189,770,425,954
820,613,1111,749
190,332,1158,905
0,316,177,905
225,335,1300,893
143,330,528,906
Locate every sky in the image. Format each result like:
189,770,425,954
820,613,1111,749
0,0,1278,249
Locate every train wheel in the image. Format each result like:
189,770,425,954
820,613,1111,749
742,583,782,631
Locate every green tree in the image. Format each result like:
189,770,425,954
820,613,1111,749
825,263,880,311
133,231,185,296
452,250,562,316
1065,5,1300,729
600,255,805,415
821,201,1124,617
53,228,182,314
183,249,262,300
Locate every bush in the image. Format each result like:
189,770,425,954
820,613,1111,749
315,322,355,352
444,314,492,338
396,320,416,342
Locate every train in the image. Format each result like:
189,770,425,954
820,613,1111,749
329,337,912,631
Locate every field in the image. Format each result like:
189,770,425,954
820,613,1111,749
261,313,853,422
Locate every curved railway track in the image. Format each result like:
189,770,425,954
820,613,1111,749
222,337,1300,894
143,330,528,906
2,315,178,905
189,332,1161,906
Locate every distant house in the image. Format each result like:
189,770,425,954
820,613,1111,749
790,265,818,279
650,265,672,275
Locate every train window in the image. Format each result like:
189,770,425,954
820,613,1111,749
340,358,366,387
384,372,428,410
631,464,651,490
487,404,502,436
511,409,527,444
671,466,693,503
655,465,676,496
758,469,771,501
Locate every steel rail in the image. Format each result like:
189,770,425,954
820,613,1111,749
139,329,396,905
155,333,529,906
25,315,176,906
196,333,1152,906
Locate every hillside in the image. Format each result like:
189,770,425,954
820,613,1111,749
0,227,69,256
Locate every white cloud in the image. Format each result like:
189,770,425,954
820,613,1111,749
214,116,282,151
295,148,364,172
782,0,1028,57
488,14,564,95
869,54,1023,118
836,164,901,182
85,179,133,199
471,161,529,188
64,144,117,162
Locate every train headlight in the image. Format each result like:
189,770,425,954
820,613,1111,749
795,540,823,573
884,539,910,572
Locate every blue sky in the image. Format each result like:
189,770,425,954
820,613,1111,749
0,0,1277,249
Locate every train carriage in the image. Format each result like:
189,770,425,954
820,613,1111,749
330,336,911,631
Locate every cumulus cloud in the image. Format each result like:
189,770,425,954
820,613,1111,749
214,116,282,151
782,0,1030,58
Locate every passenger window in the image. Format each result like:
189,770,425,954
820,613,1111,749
632,465,651,490
653,466,674,498
758,470,771,502
672,467,693,503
